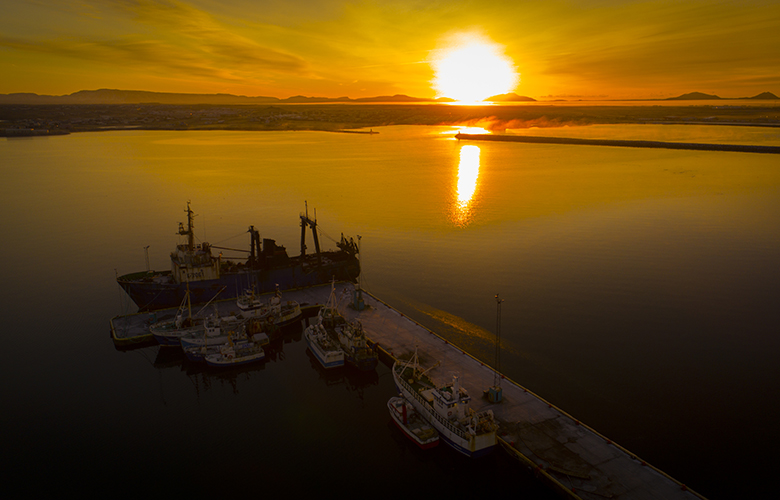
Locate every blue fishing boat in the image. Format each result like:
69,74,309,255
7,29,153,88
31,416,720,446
304,323,345,369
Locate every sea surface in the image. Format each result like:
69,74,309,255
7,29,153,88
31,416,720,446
1,124,779,498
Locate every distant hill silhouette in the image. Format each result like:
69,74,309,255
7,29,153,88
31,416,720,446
666,92,721,100
0,89,450,105
2,89,775,105
666,91,778,101
485,93,536,102
744,92,779,100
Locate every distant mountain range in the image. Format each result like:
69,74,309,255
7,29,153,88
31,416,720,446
0,89,458,105
0,89,540,105
666,91,778,100
0,88,775,105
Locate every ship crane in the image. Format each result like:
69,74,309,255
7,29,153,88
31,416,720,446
300,201,322,267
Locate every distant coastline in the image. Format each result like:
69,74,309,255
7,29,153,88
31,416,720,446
2,90,778,136
0,88,776,106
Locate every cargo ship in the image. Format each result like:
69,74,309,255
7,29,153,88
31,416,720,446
117,203,360,311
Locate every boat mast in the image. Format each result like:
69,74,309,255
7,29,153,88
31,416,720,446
178,201,195,252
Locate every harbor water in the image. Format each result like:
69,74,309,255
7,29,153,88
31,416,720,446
1,124,779,498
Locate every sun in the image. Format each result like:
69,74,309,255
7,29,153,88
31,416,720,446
431,34,519,103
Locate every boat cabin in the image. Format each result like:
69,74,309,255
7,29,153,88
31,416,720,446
431,375,471,421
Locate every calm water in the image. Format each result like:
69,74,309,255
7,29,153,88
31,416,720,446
1,125,779,498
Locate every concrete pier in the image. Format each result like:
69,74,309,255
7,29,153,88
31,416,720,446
316,283,707,500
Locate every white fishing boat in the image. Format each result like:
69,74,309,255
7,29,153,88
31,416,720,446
184,332,269,363
388,396,439,449
392,349,498,458
318,282,378,371
204,337,265,367
179,312,248,349
304,323,345,369
241,287,303,337
150,314,205,346
236,288,271,316
149,282,224,346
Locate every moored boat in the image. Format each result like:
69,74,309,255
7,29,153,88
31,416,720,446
149,284,224,346
204,338,266,367
184,332,268,363
392,349,498,458
117,202,360,311
179,312,247,349
243,287,303,337
304,323,345,369
150,316,205,346
318,282,378,371
388,396,439,449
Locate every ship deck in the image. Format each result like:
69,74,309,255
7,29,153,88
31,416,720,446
111,282,706,499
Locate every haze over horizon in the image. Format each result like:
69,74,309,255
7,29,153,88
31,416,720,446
1,0,778,101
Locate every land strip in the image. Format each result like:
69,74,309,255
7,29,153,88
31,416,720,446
3,103,779,136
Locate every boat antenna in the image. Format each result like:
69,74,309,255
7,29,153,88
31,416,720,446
144,245,150,272
178,201,196,252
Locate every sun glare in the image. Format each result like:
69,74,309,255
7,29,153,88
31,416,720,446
432,35,519,103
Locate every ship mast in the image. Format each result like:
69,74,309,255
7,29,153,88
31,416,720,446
178,201,195,252
300,201,322,267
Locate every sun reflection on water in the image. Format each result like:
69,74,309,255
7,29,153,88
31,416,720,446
452,144,481,227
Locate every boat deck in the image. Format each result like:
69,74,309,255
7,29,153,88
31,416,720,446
111,282,706,499
110,292,318,347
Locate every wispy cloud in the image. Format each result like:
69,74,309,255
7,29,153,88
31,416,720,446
3,0,309,86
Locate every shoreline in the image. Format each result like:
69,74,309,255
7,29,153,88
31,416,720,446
3,102,779,137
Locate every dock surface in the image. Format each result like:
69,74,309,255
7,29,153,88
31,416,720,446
113,282,706,499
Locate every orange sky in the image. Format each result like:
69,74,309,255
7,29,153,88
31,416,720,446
1,0,778,100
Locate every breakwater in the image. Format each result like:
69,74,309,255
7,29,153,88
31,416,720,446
456,132,780,154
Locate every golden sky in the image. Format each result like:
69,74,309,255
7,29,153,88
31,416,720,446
1,0,778,99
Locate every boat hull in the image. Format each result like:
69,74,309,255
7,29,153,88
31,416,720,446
388,396,439,449
345,350,379,371
304,327,345,369
150,321,205,346
204,348,265,367
118,256,359,311
184,339,259,362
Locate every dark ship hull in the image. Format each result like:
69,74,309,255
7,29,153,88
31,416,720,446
117,203,360,311
118,255,359,310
